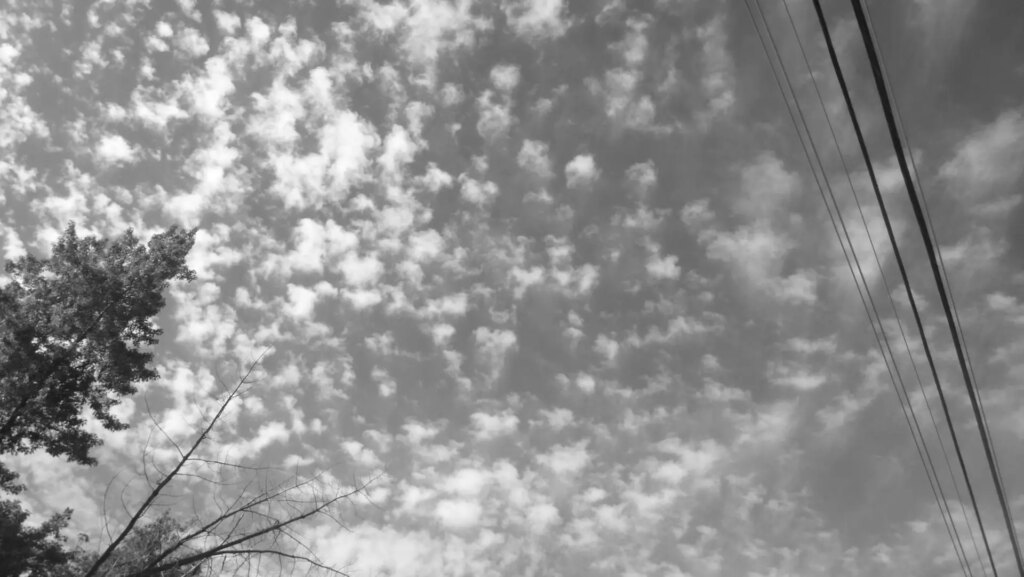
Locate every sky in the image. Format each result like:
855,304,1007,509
2,0,1024,575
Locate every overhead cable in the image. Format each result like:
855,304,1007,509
844,0,1024,574
742,1,972,574
780,1,987,572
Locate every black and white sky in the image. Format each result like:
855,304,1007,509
3,0,1024,575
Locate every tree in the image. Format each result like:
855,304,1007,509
63,513,207,577
0,224,366,576
0,497,74,577
82,355,371,577
0,222,197,465
0,222,197,576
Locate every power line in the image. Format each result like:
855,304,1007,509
777,1,988,573
858,2,1021,555
845,0,1024,574
810,1,1000,574
742,2,972,574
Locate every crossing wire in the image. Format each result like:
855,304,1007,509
742,1,973,574
845,0,1024,574
780,1,988,573
859,2,1021,556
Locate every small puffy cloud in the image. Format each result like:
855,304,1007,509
576,373,596,394
504,0,567,40
624,161,658,202
408,228,444,263
517,139,554,181
460,175,500,206
594,333,619,366
565,154,599,190
736,153,799,220
654,438,724,480
188,225,244,280
339,251,384,287
475,326,517,385
769,363,829,390
613,17,649,67
527,503,561,531
284,283,319,320
470,409,519,440
189,57,235,118
477,90,513,143
680,199,715,231
321,111,380,197
490,63,521,92
380,124,419,178
435,498,482,530
439,82,464,107
2,228,26,261
703,224,816,304
537,440,590,476
697,15,735,123
342,287,384,310
646,250,681,280
442,467,489,497
96,134,135,164
940,108,1024,215
539,407,574,430
590,68,657,132
342,440,383,469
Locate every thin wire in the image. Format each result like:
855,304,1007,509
860,1,1020,554
743,2,972,575
847,0,1023,574
779,2,988,573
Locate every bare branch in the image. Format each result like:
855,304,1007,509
84,351,269,577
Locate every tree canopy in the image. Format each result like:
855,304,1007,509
0,223,196,464
0,223,196,576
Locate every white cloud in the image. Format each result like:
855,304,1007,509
342,440,384,469
321,111,380,198
517,139,554,181
576,373,596,394
565,154,599,190
940,108,1024,215
537,440,590,476
476,90,513,143
625,161,657,200
339,251,384,287
189,56,235,118
96,134,135,164
490,63,521,92
442,468,489,497
285,283,319,320
736,153,799,220
527,502,561,531
697,14,735,123
188,224,244,280
435,498,482,530
646,250,681,280
504,0,568,40
470,410,519,440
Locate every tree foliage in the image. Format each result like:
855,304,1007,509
0,222,196,464
0,222,196,577
0,499,74,577
69,513,207,577
0,223,362,577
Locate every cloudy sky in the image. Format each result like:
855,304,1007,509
3,0,1024,575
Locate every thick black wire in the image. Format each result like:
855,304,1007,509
847,0,1024,574
780,2,988,573
813,0,1000,573
859,2,1020,554
742,2,972,575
